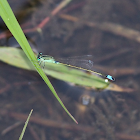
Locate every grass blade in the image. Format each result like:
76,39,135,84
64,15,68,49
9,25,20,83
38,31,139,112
19,109,33,140
0,0,77,124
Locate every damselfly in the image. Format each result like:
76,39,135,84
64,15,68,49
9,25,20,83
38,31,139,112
37,52,115,81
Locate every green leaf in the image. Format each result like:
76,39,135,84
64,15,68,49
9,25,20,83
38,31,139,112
0,47,109,90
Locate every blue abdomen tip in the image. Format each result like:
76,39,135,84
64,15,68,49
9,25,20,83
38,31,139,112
106,75,115,81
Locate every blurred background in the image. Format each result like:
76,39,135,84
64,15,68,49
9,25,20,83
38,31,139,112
0,0,140,140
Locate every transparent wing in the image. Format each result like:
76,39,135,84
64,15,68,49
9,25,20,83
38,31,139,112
37,54,94,71
55,56,94,70
61,55,93,60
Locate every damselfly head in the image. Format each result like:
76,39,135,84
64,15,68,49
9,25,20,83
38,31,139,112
37,52,43,61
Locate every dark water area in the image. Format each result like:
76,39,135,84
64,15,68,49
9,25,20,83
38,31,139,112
0,0,140,140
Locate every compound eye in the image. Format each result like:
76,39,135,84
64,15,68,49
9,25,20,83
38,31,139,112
37,52,43,59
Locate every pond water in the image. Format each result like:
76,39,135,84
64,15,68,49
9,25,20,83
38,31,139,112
0,0,140,140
